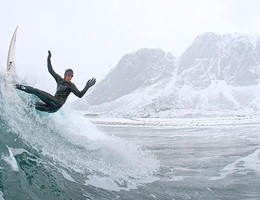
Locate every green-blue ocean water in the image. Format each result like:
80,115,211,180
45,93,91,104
1,75,260,199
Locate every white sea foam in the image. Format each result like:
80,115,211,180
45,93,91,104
2,146,19,172
88,115,260,128
8,147,32,157
150,194,157,199
210,148,260,180
84,174,158,191
0,82,159,191
0,191,5,200
60,169,77,183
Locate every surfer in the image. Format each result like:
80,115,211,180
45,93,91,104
15,50,96,113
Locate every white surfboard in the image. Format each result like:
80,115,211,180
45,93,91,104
6,26,18,76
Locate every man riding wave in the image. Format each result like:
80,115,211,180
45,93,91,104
15,50,96,113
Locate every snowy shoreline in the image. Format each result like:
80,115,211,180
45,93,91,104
87,115,260,127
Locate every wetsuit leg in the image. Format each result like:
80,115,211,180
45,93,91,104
16,84,61,112
34,102,57,113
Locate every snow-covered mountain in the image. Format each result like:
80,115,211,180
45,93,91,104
177,32,260,88
73,33,260,117
84,48,175,106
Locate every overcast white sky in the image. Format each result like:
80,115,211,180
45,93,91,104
1,0,260,94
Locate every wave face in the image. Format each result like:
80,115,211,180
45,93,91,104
0,74,159,199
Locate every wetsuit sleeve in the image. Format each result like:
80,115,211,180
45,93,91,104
47,56,62,82
70,84,89,98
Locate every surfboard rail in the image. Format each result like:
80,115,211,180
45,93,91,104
6,26,18,76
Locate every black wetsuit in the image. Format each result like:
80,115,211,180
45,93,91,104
16,56,90,113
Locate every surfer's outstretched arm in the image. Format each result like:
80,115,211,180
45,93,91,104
47,50,61,81
71,78,96,98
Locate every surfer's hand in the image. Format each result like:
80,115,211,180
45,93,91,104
48,50,52,58
86,78,96,88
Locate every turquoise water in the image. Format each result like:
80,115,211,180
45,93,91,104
1,75,260,199
0,75,159,199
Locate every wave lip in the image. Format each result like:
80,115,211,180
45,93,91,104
0,75,160,191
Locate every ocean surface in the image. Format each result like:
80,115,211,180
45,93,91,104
1,77,260,199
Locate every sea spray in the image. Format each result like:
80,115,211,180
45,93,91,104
0,74,160,190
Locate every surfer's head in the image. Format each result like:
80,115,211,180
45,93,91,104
64,69,73,82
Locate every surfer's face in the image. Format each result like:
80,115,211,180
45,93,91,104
65,74,73,82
